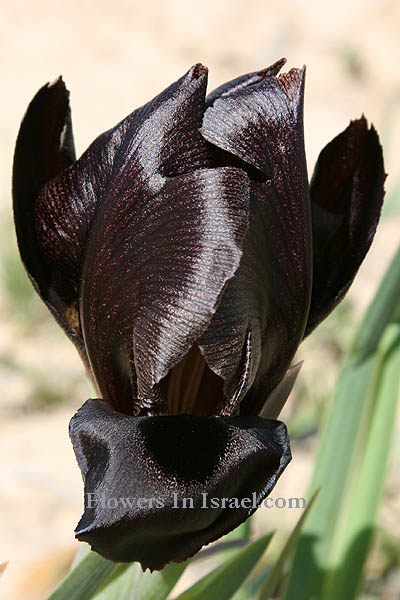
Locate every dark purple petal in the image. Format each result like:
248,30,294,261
199,68,312,416
80,167,249,415
304,117,386,336
14,65,212,372
70,399,291,570
202,65,306,177
13,77,75,203
11,78,88,359
205,58,287,108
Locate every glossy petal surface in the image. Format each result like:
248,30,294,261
200,67,312,415
205,58,287,108
14,65,216,374
81,167,249,414
70,399,291,570
12,78,86,355
305,117,385,335
13,62,386,572
18,65,251,413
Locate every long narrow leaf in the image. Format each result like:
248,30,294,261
320,322,400,598
46,552,123,600
132,560,189,600
285,245,400,600
175,534,274,600
92,563,142,600
352,246,400,359
258,491,318,599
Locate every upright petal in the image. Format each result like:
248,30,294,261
11,78,88,358
199,67,312,416
80,167,249,415
304,117,385,336
14,65,214,372
13,77,75,203
205,58,287,108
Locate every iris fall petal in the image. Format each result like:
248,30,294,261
70,399,290,570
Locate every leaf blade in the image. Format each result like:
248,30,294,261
175,534,274,600
285,244,400,600
46,552,121,600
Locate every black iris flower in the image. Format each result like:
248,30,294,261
13,59,385,571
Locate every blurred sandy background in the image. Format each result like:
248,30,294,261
1,1,400,598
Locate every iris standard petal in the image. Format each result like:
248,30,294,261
13,77,75,211
80,167,249,415
70,399,291,570
205,58,287,108
202,65,306,177
11,78,87,357
199,67,312,416
14,64,212,370
304,117,385,336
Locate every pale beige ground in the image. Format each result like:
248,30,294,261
1,1,400,599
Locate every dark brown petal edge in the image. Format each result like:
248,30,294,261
304,116,386,336
70,399,291,571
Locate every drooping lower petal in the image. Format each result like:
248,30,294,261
304,117,385,336
70,399,291,570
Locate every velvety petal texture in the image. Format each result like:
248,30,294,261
81,166,249,415
13,60,385,571
199,66,312,416
70,399,290,570
12,78,88,361
304,117,386,336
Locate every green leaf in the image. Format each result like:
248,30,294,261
318,322,400,598
133,560,189,600
285,245,400,600
133,526,251,600
351,245,400,360
92,563,141,600
174,533,273,600
46,551,123,600
258,491,318,599
222,521,252,600
48,551,189,600
70,542,90,569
